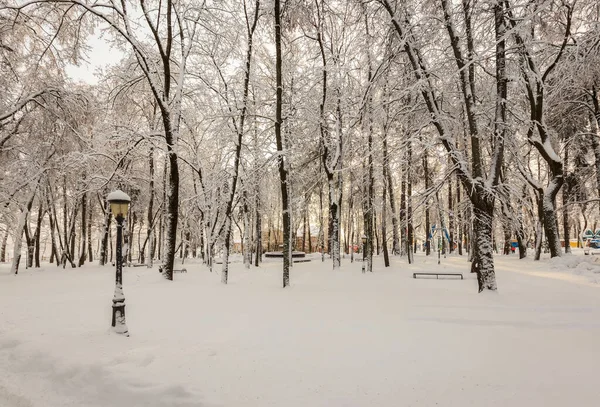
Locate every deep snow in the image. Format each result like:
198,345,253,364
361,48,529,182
1,251,599,406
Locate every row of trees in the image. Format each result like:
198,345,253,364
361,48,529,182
1,0,599,292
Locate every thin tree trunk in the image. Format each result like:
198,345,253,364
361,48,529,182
158,154,168,262
364,8,374,272
424,150,431,256
78,192,87,266
448,169,454,254
302,199,307,253
275,0,290,287
382,84,399,255
319,180,325,262
33,203,43,267
220,2,260,282
563,145,571,254
11,187,37,275
24,214,33,268
147,147,155,267
503,221,511,255
99,196,111,266
516,226,527,259
534,192,544,261
243,190,251,269
46,186,59,266
457,173,463,255
382,177,390,267
0,224,8,263
254,192,261,267
65,198,78,269
400,160,406,256
407,137,414,264
87,196,93,262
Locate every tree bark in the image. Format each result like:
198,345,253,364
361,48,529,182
24,212,33,268
87,195,93,262
243,190,251,269
400,160,406,256
448,169,454,254
11,187,37,275
78,192,87,267
0,223,8,263
471,199,497,291
254,191,261,267
275,0,290,287
382,177,390,267
562,144,571,254
33,203,43,267
382,84,399,255
424,150,431,256
99,196,111,266
147,147,155,267
406,137,414,264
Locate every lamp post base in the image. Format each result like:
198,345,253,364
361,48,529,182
111,284,129,336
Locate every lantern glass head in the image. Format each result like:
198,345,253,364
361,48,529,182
107,190,131,218
361,234,367,244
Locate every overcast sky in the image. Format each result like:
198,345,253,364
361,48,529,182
65,32,123,84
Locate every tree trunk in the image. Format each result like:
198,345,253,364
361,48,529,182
516,224,527,259
158,154,168,262
383,119,399,256
471,199,497,292
162,115,180,281
275,0,290,287
319,179,325,262
563,147,571,254
220,2,260,281
78,192,87,267
243,190,251,269
457,173,463,255
11,188,37,275
424,151,431,256
254,192,261,267
503,223,511,255
46,189,59,266
542,180,563,258
382,177,390,267
406,138,414,264
363,129,374,272
147,147,155,267
0,224,8,263
87,195,93,262
302,199,307,253
400,161,406,257
99,197,111,266
221,218,232,284
328,177,341,269
534,192,544,261
33,203,43,267
448,169,454,254
24,213,33,268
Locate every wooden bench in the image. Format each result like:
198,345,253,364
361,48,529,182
158,265,187,273
413,272,463,280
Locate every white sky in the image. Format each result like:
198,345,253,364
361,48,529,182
65,32,123,84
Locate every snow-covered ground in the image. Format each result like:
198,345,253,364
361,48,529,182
1,251,599,407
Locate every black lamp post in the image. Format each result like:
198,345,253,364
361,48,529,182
361,234,367,273
107,189,131,336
